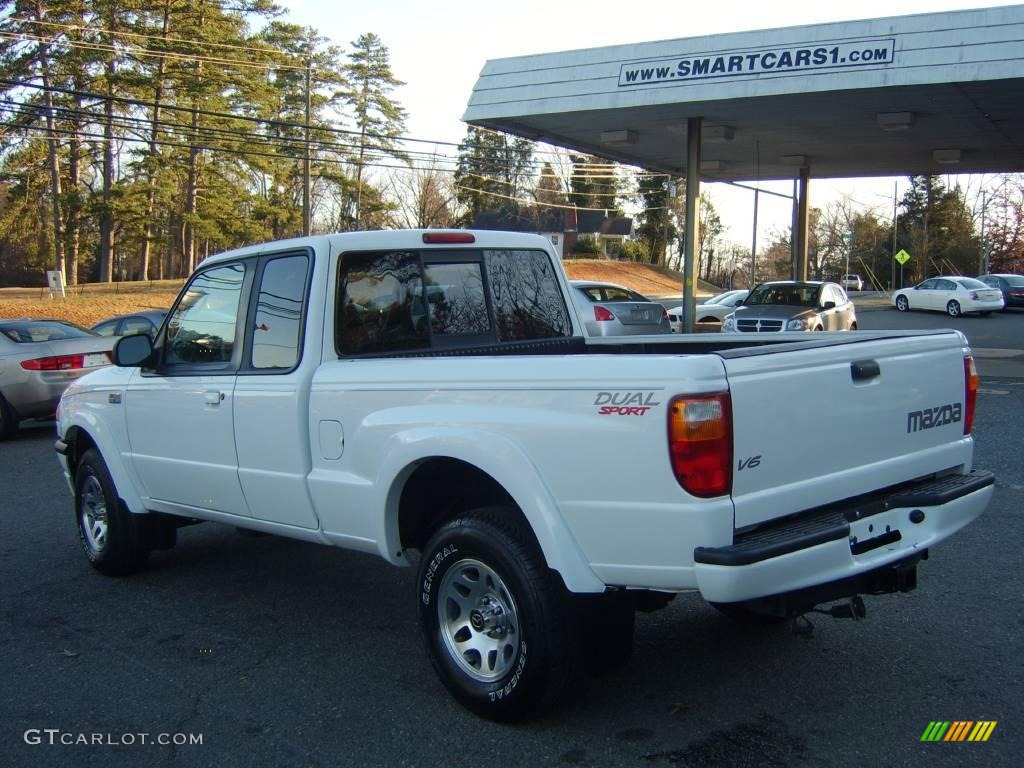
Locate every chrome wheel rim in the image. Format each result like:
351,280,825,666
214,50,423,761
80,475,108,554
897,296,908,311
948,302,960,317
437,558,520,682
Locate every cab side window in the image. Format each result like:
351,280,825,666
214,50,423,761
164,263,246,366
338,251,429,356
251,255,309,370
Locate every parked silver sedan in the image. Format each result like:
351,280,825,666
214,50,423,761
722,281,857,333
0,319,115,438
569,281,670,336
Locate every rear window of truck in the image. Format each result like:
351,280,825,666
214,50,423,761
336,248,572,356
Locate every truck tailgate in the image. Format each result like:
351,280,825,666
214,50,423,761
721,331,974,529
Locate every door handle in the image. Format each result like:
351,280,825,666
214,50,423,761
851,360,880,381
204,390,225,405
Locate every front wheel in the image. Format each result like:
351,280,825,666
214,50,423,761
946,300,961,317
417,506,574,721
75,448,150,575
895,295,909,312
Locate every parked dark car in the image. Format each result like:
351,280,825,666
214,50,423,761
722,281,857,333
978,274,1024,310
91,310,167,339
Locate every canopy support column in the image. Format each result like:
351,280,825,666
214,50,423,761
795,166,810,281
682,117,702,333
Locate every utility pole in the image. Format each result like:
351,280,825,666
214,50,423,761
979,190,987,275
750,187,759,289
303,55,312,236
891,180,898,291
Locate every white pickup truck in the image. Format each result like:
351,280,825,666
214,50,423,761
56,230,993,720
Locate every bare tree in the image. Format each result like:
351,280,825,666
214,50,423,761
387,163,457,229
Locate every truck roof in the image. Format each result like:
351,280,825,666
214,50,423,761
197,230,556,268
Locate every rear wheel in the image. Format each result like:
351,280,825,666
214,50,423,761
417,506,575,721
946,300,961,317
75,448,150,575
849,322,858,331
0,394,17,439
895,295,909,312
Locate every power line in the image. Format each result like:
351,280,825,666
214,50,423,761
4,16,294,60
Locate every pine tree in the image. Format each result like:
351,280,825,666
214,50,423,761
453,126,534,225
343,32,407,230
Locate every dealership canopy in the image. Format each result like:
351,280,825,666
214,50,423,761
463,5,1024,180
462,5,1024,330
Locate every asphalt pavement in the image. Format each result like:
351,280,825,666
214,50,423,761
1,308,1022,767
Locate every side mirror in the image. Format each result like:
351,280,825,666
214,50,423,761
114,333,154,367
822,301,837,310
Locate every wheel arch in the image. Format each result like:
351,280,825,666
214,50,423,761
62,422,146,513
378,432,604,594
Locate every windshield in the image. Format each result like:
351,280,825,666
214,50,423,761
705,290,736,305
745,283,820,308
0,320,97,343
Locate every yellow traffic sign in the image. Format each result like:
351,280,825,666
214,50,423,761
894,249,911,265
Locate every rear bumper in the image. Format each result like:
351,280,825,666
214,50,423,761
693,470,994,604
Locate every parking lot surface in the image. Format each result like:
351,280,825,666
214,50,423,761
1,307,1021,768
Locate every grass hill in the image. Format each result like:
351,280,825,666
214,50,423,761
564,260,719,299
0,260,719,327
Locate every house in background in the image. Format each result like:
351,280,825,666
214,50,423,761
471,207,632,258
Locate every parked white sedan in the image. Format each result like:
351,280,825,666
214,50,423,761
892,276,1004,317
667,289,749,332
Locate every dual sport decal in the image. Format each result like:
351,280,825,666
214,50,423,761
594,391,660,416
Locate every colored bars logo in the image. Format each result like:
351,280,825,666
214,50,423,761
921,721,997,742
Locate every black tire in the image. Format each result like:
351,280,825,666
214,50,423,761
946,300,961,317
417,506,575,721
698,316,718,324
75,448,150,576
849,322,858,331
895,295,909,312
0,393,18,440
577,593,635,675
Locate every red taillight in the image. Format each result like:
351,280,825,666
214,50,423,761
422,231,475,244
662,307,669,321
21,354,86,371
964,356,979,434
594,306,616,322
667,393,733,497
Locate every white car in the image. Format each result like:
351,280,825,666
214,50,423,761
667,289,749,331
893,276,1004,317
842,274,865,292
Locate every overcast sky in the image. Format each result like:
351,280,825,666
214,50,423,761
278,0,1019,245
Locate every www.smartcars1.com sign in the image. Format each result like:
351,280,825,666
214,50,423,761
618,38,895,87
